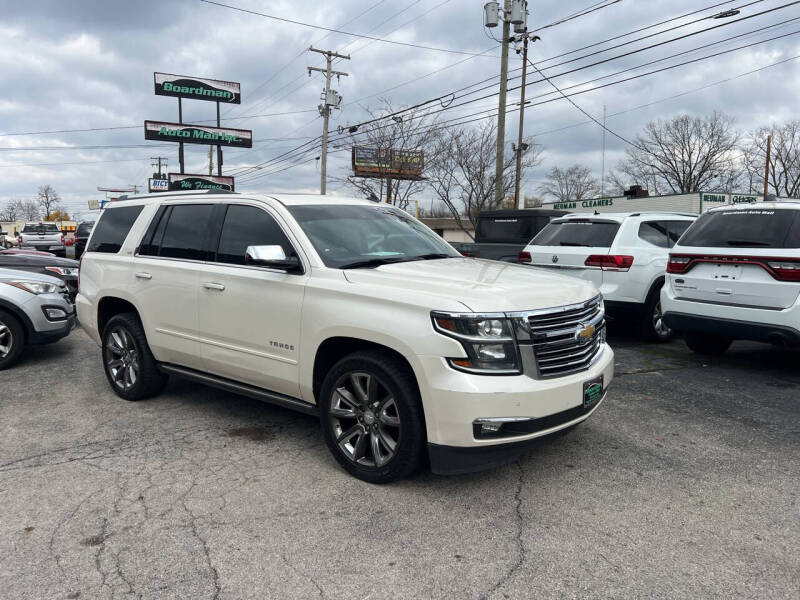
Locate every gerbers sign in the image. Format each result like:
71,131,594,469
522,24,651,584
154,72,241,104
168,173,234,192
144,121,253,148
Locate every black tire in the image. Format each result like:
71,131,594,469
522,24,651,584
319,350,426,483
102,312,168,401
685,332,732,356
640,284,673,343
0,310,25,370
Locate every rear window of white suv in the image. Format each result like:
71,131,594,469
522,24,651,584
531,219,620,247
679,208,800,248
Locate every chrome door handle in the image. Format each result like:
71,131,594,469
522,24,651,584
134,272,152,280
203,282,226,291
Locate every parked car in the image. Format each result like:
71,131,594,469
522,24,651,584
0,267,75,370
0,253,79,300
662,201,800,354
450,209,567,261
18,222,66,257
520,212,696,341
1,248,55,257
77,192,614,482
74,221,95,260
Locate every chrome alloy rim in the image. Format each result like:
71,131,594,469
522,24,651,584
329,371,401,468
104,327,139,390
652,300,671,338
0,320,13,358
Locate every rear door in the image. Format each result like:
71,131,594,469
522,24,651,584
526,218,622,287
669,208,800,309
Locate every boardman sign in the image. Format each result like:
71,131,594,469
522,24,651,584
154,72,241,104
144,121,253,148
168,173,235,192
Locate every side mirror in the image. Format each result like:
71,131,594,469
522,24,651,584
245,245,303,273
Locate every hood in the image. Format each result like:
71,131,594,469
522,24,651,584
0,255,78,268
342,257,598,313
0,267,63,285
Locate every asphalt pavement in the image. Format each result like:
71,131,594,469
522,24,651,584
1,327,798,599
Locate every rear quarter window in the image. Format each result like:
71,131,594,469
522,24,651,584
531,220,620,248
86,205,144,253
679,209,800,248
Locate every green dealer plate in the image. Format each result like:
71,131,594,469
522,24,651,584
583,375,604,409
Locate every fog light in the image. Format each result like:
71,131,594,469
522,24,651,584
44,307,67,320
481,422,502,434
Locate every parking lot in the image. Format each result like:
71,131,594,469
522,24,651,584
0,326,798,599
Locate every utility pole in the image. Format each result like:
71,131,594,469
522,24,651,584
208,146,214,175
308,47,349,195
763,133,772,200
494,0,512,205
601,105,607,197
513,32,529,207
150,157,168,178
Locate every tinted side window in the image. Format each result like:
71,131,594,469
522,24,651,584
159,204,213,260
666,221,692,248
638,221,669,248
138,206,169,256
215,204,294,265
87,205,144,253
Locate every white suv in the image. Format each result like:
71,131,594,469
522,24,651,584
662,201,800,355
77,192,614,482
520,212,696,341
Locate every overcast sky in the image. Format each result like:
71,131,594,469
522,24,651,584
1,0,799,218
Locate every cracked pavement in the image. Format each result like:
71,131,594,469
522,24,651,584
1,327,798,599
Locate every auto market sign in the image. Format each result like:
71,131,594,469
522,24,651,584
144,121,253,148
168,173,234,192
154,72,241,104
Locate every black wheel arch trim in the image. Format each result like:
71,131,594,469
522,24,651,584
0,298,34,342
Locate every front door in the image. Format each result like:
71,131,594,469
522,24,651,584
197,203,307,398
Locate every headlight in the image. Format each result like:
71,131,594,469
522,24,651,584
5,280,60,295
431,312,521,374
45,266,78,276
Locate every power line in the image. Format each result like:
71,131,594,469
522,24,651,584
0,156,152,169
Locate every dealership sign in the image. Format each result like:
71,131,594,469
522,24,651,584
154,72,241,104
168,173,234,192
144,121,252,148
149,178,169,192
352,147,424,179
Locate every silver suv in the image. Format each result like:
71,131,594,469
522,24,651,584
0,268,75,369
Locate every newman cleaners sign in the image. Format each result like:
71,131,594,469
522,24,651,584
154,72,241,104
144,121,253,148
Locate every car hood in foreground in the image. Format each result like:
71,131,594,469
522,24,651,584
0,267,63,285
342,257,598,313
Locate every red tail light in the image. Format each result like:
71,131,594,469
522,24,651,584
461,250,477,258
668,254,800,282
61,234,65,245
585,254,633,271
518,251,531,264
18,235,22,244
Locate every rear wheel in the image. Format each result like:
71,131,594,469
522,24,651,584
102,313,168,401
320,351,425,483
685,332,732,355
640,285,673,342
0,311,25,370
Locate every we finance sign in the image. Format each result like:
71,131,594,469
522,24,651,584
154,72,241,104
144,121,252,148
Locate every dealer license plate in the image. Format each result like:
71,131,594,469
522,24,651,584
583,375,604,409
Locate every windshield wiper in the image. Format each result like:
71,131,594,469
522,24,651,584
725,240,772,247
340,257,414,269
414,253,453,260
559,242,591,247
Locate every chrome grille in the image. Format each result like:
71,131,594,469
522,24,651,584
527,297,604,378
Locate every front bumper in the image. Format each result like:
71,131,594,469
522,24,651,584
416,343,614,472
29,313,75,344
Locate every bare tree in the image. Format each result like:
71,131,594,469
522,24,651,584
742,121,800,197
335,99,438,210
538,164,601,202
5,199,40,221
37,185,62,219
613,112,741,193
0,200,19,221
426,121,543,237
523,195,543,208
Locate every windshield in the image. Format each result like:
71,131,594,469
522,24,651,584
679,209,800,248
76,222,95,236
287,204,459,268
531,220,621,248
22,223,59,234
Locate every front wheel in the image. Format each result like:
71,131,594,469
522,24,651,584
685,332,732,355
319,351,425,483
0,311,25,370
102,313,168,401
640,287,673,342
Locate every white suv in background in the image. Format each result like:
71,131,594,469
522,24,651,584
77,192,614,483
520,212,696,341
662,202,800,355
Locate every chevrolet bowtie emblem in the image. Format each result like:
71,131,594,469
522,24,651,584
575,323,596,343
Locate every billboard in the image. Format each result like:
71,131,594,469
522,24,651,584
144,121,252,148
154,72,241,104
352,147,424,179
168,173,234,192
149,178,169,192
